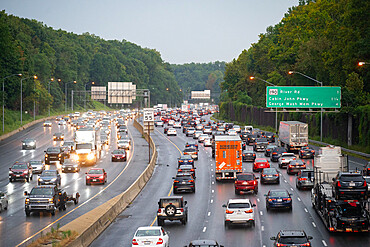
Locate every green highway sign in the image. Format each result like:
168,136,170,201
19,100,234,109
266,86,341,108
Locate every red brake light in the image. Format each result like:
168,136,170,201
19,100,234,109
245,209,253,213
156,238,164,245
178,169,182,172
174,180,179,183
132,239,139,245
189,180,194,183
337,181,341,187
299,178,307,181
226,209,234,214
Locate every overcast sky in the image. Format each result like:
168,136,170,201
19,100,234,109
1,0,299,64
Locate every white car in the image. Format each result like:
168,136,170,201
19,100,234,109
173,122,181,128
155,121,164,127
132,226,169,247
204,137,212,147
0,191,9,212
198,134,209,143
167,128,177,136
223,198,255,227
193,131,203,139
117,139,131,150
168,120,174,126
233,125,241,133
228,129,237,136
278,153,296,169
58,119,67,125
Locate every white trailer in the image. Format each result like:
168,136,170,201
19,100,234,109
73,127,101,166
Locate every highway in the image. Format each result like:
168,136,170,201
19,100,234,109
92,116,369,247
0,118,150,247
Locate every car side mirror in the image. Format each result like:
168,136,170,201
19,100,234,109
264,194,268,197
172,177,175,179
9,167,11,171
252,204,256,207
222,204,227,208
308,236,313,240
44,150,46,153
24,191,28,196
256,177,259,179
184,201,187,205
270,237,277,240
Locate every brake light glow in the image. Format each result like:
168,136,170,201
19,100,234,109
226,209,234,214
156,238,164,245
132,238,139,245
299,178,307,181
174,180,179,183
337,181,341,187
245,209,253,213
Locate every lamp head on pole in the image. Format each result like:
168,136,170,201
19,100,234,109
249,76,255,80
358,62,366,66
288,71,294,75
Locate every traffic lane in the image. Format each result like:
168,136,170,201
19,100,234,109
1,122,145,246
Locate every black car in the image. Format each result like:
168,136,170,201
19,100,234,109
253,138,269,152
271,230,313,247
173,173,195,193
287,160,306,175
22,138,36,150
62,140,75,152
261,168,280,184
61,159,80,173
296,169,314,190
29,160,45,174
264,132,276,142
265,189,292,211
178,155,194,166
299,146,315,159
53,132,64,141
240,130,249,140
271,147,287,162
185,240,224,247
242,150,256,162
38,170,61,186
265,144,277,157
364,162,370,176
332,172,368,200
44,147,64,164
178,164,196,178
246,134,258,145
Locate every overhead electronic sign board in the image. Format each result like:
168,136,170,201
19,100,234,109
266,86,341,108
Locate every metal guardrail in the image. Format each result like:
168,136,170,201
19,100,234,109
309,139,370,159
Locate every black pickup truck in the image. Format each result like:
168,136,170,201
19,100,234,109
24,185,79,216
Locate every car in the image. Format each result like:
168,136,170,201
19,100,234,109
178,164,196,179
173,173,195,193
186,127,196,137
363,162,370,176
185,141,198,150
253,158,270,172
239,130,249,140
111,149,127,162
195,124,204,131
265,189,292,211
58,119,67,125
242,150,256,162
43,121,52,127
287,160,306,175
198,134,208,142
253,138,269,152
53,132,64,141
85,168,107,185
118,125,128,133
227,129,237,136
193,131,203,139
270,230,313,247
264,144,277,157
296,169,314,190
332,171,368,200
299,146,315,159
234,173,259,195
173,122,181,128
364,176,370,196
178,155,194,166
167,128,177,136
61,159,80,173
154,121,164,127
223,198,256,227
184,240,224,247
131,226,169,247
29,160,45,174
233,125,241,133
278,153,296,169
203,126,212,134
0,191,8,212
157,196,188,226
183,148,198,160
117,139,131,150
260,168,280,184
246,134,257,145
270,147,287,162
22,138,36,150
264,132,276,142
168,120,174,126
45,147,64,164
9,162,33,182
38,170,61,186
204,137,212,147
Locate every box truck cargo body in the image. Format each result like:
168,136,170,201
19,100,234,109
215,136,242,180
278,121,308,152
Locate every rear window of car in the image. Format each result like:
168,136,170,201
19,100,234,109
301,171,314,177
47,147,60,152
184,148,196,152
135,229,161,237
279,236,308,244
228,203,250,209
263,168,277,174
269,191,289,197
160,199,180,208
340,174,364,182
176,176,193,181
237,174,254,180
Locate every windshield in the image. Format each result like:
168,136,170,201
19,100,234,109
29,161,42,166
30,187,53,196
42,171,56,176
340,175,363,182
160,199,180,208
179,165,193,170
12,164,27,169
263,168,277,174
237,174,254,180
135,229,161,237
47,147,60,152
228,203,250,209
76,143,92,149
112,150,124,154
88,169,103,174
269,191,289,197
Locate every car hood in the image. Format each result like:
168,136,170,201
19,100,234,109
76,149,91,154
29,194,52,198
86,174,103,177
10,169,27,172
39,176,57,180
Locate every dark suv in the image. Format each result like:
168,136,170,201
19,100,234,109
178,155,194,166
173,173,195,193
333,172,368,200
44,147,64,164
9,162,33,182
271,147,287,162
234,173,258,195
38,170,61,186
271,230,313,247
157,196,188,225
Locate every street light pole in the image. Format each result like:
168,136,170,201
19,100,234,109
2,73,22,132
84,82,95,110
288,71,324,142
65,81,76,112
48,78,54,117
20,75,37,125
250,76,278,133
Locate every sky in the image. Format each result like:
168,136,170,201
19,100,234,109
0,0,299,64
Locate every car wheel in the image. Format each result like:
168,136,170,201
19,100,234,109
192,187,196,193
266,205,270,211
51,210,55,216
111,158,114,162
86,182,90,186
251,220,255,227
235,189,240,195
9,178,12,183
164,204,177,217
0,204,2,212
25,210,31,216
224,221,229,228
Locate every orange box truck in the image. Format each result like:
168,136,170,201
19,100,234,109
215,135,242,180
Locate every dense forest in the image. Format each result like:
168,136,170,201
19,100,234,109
0,10,182,114
170,62,226,103
220,0,369,149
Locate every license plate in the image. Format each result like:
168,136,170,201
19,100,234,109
277,199,282,202
68,168,71,170
93,179,97,182
182,182,186,184
144,241,151,245
16,175,20,177
349,182,355,186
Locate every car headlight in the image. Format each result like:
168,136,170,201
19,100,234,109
87,153,95,160
25,198,30,204
48,198,53,203
29,142,35,146
86,176,90,179
45,154,48,157
99,176,104,179
38,178,43,181
51,178,56,181
23,170,28,174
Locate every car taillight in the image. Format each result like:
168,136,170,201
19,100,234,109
189,160,193,163
364,181,367,187
286,198,292,201
253,180,257,185
157,209,162,213
253,154,256,156
299,178,307,181
245,209,253,213
174,180,179,183
226,209,234,214
178,169,182,172
189,180,194,183
302,243,311,246
311,150,315,153
272,152,277,155
156,238,164,245
179,160,183,162
276,244,287,247
180,208,184,212
289,165,293,168
132,238,139,245
190,169,194,171
337,181,341,187
262,174,266,177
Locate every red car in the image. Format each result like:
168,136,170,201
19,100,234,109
85,168,107,185
234,173,259,195
9,162,33,182
111,149,127,162
253,158,270,172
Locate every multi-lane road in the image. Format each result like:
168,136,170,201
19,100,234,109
92,116,369,247
0,115,369,247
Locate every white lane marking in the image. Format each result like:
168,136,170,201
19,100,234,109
260,211,263,216
64,185,70,189
208,212,211,216
212,181,214,184
257,198,260,202
284,180,287,183
202,227,207,232
211,169,213,171
77,178,82,181
211,199,213,203
263,245,266,247
312,222,316,227
261,225,264,231
212,190,214,193
211,175,214,178
322,240,328,246
304,208,308,213
297,197,301,201
290,188,294,191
